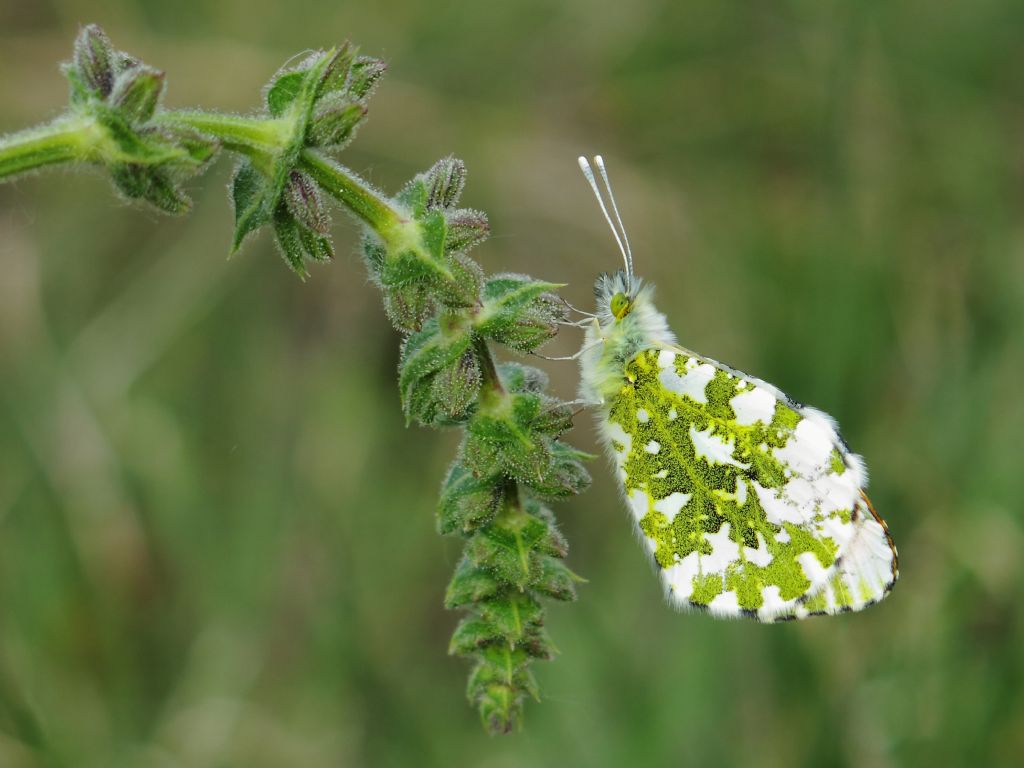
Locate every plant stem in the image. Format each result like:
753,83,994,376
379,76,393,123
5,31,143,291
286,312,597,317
156,110,290,157
473,336,505,394
160,111,406,237
0,116,99,181
300,149,403,234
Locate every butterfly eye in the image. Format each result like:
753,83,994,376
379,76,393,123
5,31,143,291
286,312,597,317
610,292,631,319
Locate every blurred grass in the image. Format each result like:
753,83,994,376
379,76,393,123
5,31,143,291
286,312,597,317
1,1,1023,766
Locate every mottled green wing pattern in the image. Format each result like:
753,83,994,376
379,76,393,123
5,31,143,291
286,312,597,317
601,347,897,622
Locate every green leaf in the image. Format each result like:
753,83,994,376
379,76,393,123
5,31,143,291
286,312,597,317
266,70,306,117
93,107,159,159
418,208,449,261
449,617,498,656
465,531,530,589
445,556,503,608
397,316,473,425
479,593,544,641
517,625,557,660
298,226,334,263
464,391,592,495
377,216,460,292
527,441,593,500
110,163,190,214
528,398,575,438
498,362,549,394
272,209,308,278
395,177,430,218
231,160,272,251
438,464,505,535
433,252,483,309
63,65,92,106
466,645,539,733
476,644,533,680
464,392,551,483
362,235,387,278
110,65,164,123
466,513,554,589
530,556,579,601
522,499,569,558
475,273,566,352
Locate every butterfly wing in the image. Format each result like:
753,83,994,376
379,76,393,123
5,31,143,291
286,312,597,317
601,345,897,622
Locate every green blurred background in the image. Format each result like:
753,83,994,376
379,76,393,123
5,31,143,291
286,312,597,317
1,1,1022,766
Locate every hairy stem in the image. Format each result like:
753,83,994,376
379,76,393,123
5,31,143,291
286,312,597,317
473,336,505,395
156,110,291,156
0,116,99,181
300,149,403,235
157,110,405,234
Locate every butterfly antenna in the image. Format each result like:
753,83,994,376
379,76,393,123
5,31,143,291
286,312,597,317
578,156,632,293
594,156,633,292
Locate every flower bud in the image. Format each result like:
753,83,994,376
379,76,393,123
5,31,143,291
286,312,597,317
309,99,365,148
383,282,436,333
73,24,114,97
347,56,386,99
283,170,330,235
431,348,482,421
317,43,355,97
425,156,466,210
110,65,165,122
445,208,489,253
110,164,189,214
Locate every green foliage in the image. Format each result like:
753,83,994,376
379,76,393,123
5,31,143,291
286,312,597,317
476,274,566,352
379,152,587,729
221,44,381,274
0,22,590,736
59,24,219,212
398,315,476,425
438,463,506,535
362,158,489,311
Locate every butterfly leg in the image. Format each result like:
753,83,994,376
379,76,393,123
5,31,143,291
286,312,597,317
531,337,604,362
557,318,596,328
553,397,603,415
558,296,598,318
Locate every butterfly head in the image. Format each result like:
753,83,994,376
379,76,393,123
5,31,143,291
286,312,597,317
602,270,635,320
610,291,631,320
593,268,643,323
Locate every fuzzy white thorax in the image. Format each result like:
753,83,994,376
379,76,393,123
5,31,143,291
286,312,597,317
578,270,676,405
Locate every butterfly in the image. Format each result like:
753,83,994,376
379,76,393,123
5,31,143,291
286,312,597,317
572,155,898,622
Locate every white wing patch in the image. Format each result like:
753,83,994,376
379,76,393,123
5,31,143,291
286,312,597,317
600,346,898,623
731,386,776,426
688,425,747,469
